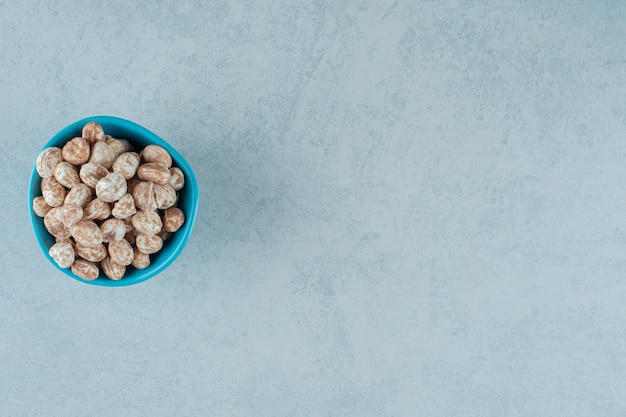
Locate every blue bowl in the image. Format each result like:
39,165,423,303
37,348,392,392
29,116,199,286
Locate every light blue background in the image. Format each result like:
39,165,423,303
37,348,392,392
2,1,626,416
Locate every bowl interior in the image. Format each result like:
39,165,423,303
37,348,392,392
29,116,198,286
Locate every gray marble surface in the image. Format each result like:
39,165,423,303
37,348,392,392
2,1,626,416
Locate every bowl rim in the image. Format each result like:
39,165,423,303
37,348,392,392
29,115,199,287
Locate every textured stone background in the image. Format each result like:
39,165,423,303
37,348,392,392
2,1,626,416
